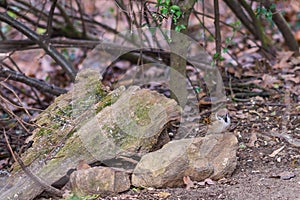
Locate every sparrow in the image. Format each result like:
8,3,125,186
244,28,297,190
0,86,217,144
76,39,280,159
206,112,230,134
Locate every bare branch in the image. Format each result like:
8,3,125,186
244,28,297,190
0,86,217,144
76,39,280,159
0,12,76,81
0,67,67,96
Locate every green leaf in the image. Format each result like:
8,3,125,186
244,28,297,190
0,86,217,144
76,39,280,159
222,48,228,53
261,8,267,15
225,37,231,44
158,15,163,22
266,11,273,20
255,7,261,16
156,0,162,7
37,27,46,34
270,3,276,10
195,86,201,93
109,7,114,13
173,17,177,24
213,52,219,60
239,143,246,149
175,11,182,18
160,7,168,15
175,24,186,32
7,11,17,18
170,5,180,11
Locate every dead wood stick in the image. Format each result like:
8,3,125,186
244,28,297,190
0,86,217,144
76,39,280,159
4,129,63,197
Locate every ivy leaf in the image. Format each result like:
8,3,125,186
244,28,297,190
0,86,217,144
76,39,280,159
195,87,201,93
170,5,180,12
269,3,276,10
175,24,186,32
175,11,182,18
266,11,273,20
160,7,168,15
213,52,219,60
225,37,231,45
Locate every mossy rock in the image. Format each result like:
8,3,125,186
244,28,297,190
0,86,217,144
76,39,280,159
1,68,181,200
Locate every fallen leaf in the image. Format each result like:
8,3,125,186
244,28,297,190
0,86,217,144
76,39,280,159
262,74,280,88
281,74,300,84
247,131,258,147
155,191,171,199
204,178,215,185
198,178,215,186
183,176,194,190
270,171,295,180
269,146,285,157
273,51,294,69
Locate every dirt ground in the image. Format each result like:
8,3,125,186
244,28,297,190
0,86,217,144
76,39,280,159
100,100,300,200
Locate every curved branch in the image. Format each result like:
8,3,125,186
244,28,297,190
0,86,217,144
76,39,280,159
0,12,76,81
0,68,67,96
262,0,299,55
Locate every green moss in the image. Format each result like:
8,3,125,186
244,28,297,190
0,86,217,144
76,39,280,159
37,127,52,136
95,92,119,113
103,124,136,149
94,82,108,101
133,103,151,126
56,104,73,117
73,80,109,115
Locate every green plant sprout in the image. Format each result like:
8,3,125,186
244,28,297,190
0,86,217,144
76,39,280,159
155,0,186,32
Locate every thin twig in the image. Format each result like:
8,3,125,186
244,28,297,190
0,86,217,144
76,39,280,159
0,12,76,81
45,0,58,38
0,67,67,96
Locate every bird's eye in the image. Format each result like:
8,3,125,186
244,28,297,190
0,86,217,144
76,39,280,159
224,114,230,123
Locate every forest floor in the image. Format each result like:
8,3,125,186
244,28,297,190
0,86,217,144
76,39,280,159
0,54,299,200
1,49,299,200
0,1,299,199
103,104,300,200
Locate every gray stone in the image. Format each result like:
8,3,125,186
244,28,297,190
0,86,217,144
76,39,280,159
0,68,181,200
70,167,131,196
132,133,238,188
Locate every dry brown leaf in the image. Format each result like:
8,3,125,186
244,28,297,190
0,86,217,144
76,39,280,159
235,111,248,119
270,171,296,180
262,74,280,88
280,74,300,84
278,171,296,180
247,131,258,147
273,51,294,69
155,192,171,199
198,178,215,186
204,178,215,185
183,176,194,190
269,146,285,157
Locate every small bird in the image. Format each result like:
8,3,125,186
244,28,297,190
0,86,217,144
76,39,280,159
206,112,230,134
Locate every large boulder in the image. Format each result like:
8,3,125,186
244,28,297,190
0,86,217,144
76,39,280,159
0,68,181,200
132,133,238,188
